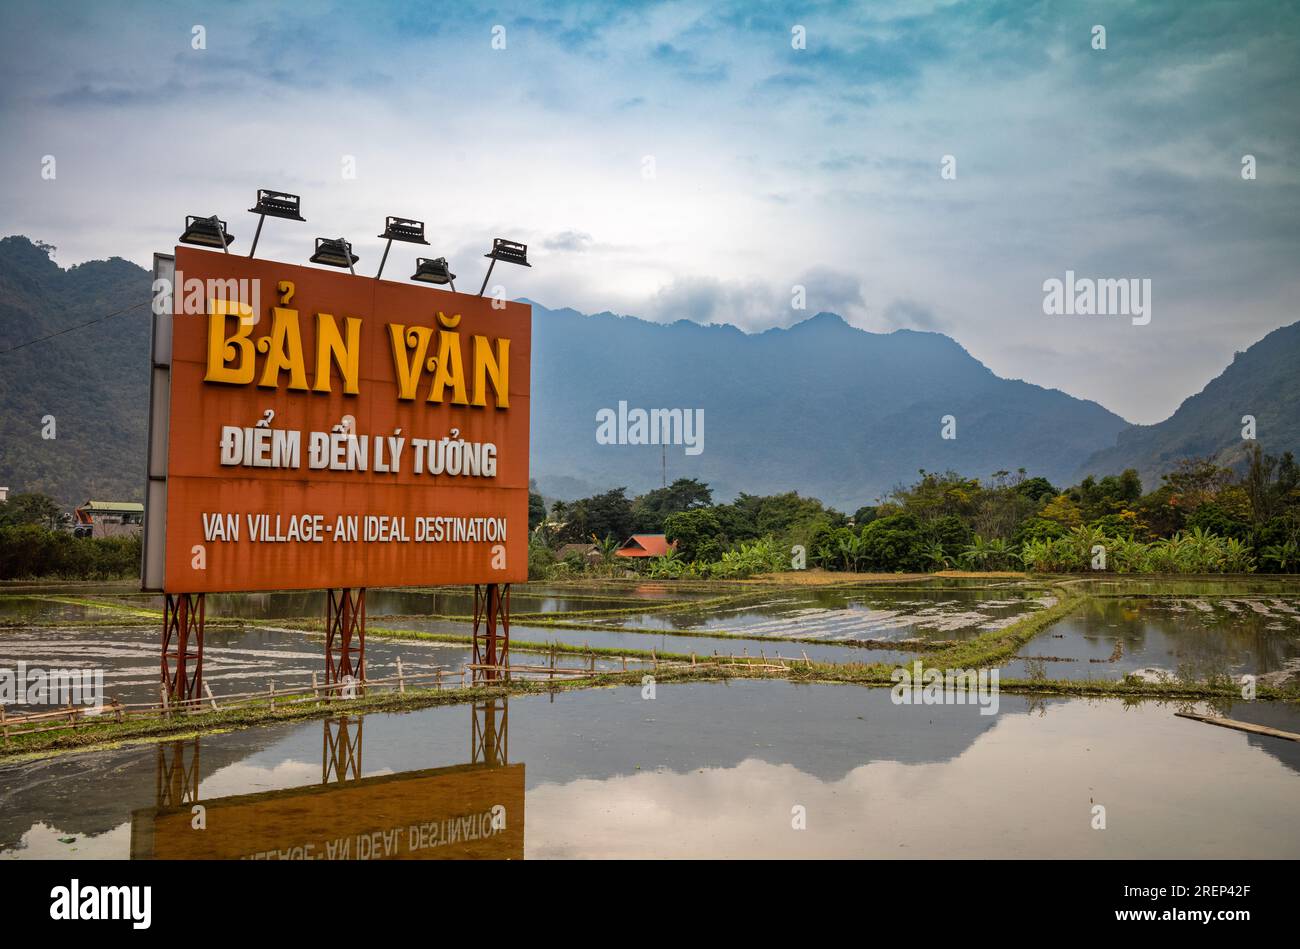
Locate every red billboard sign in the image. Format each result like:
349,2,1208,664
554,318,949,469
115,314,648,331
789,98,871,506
143,247,531,593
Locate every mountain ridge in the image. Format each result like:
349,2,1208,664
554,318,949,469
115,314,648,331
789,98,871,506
1,236,1294,511
1076,318,1300,485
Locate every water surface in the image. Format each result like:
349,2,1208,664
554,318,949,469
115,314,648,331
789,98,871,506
2,681,1296,859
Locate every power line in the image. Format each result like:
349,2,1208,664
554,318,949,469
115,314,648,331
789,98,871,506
0,299,150,356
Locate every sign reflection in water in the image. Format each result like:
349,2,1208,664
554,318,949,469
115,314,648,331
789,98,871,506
130,699,521,860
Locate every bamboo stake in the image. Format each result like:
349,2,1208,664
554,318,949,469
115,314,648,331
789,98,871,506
396,657,406,694
1176,711,1300,742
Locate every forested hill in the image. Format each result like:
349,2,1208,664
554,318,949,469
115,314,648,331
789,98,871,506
528,302,1130,508
1077,320,1300,486
0,236,151,508
6,235,1290,513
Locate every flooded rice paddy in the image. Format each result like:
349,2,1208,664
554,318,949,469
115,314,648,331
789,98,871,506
1004,595,1300,685
596,586,1052,641
1,680,1297,859
2,576,1298,858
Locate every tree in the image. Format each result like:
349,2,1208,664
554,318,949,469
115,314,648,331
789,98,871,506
1163,457,1233,509
1039,493,1083,529
631,478,712,532
714,491,844,545
1016,477,1058,503
1243,444,1294,526
924,514,972,552
527,482,547,532
664,508,724,562
0,493,63,530
558,488,635,545
858,513,926,572
890,471,981,523
1185,502,1250,541
852,505,878,526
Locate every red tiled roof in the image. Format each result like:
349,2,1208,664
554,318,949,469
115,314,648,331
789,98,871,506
615,534,674,557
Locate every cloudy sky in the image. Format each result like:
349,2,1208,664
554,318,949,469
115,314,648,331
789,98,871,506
1,0,1297,423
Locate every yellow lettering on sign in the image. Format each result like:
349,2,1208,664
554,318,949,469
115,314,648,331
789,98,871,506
257,307,309,390
388,324,434,400
472,335,509,409
204,300,256,384
427,326,468,405
314,313,361,394
206,297,514,409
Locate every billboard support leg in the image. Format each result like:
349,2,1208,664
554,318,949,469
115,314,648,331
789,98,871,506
322,715,363,783
155,738,201,808
161,593,204,707
472,697,509,767
472,583,511,682
325,588,367,695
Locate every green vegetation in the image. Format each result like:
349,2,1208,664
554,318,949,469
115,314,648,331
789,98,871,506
529,448,1300,580
0,523,140,580
0,492,141,580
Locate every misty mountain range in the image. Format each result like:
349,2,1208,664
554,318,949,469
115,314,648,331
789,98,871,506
1,235,1296,511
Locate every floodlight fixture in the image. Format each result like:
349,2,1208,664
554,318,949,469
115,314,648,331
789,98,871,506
247,189,305,258
411,257,457,291
375,215,429,279
179,215,234,253
309,237,359,275
477,238,531,296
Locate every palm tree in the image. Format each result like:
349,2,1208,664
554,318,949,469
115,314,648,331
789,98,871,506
593,533,619,564
647,546,684,579
961,535,993,570
1020,538,1053,573
1109,536,1149,574
922,541,950,571
1221,537,1256,574
1261,540,1299,573
1183,526,1227,573
836,533,863,572
985,537,1020,570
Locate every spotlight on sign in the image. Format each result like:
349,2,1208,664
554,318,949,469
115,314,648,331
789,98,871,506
375,216,429,280
179,215,235,253
477,238,531,297
247,189,305,259
411,257,457,291
309,237,359,275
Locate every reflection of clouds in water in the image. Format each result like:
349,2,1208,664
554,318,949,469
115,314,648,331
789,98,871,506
2,820,129,860
200,758,319,799
525,701,1300,859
